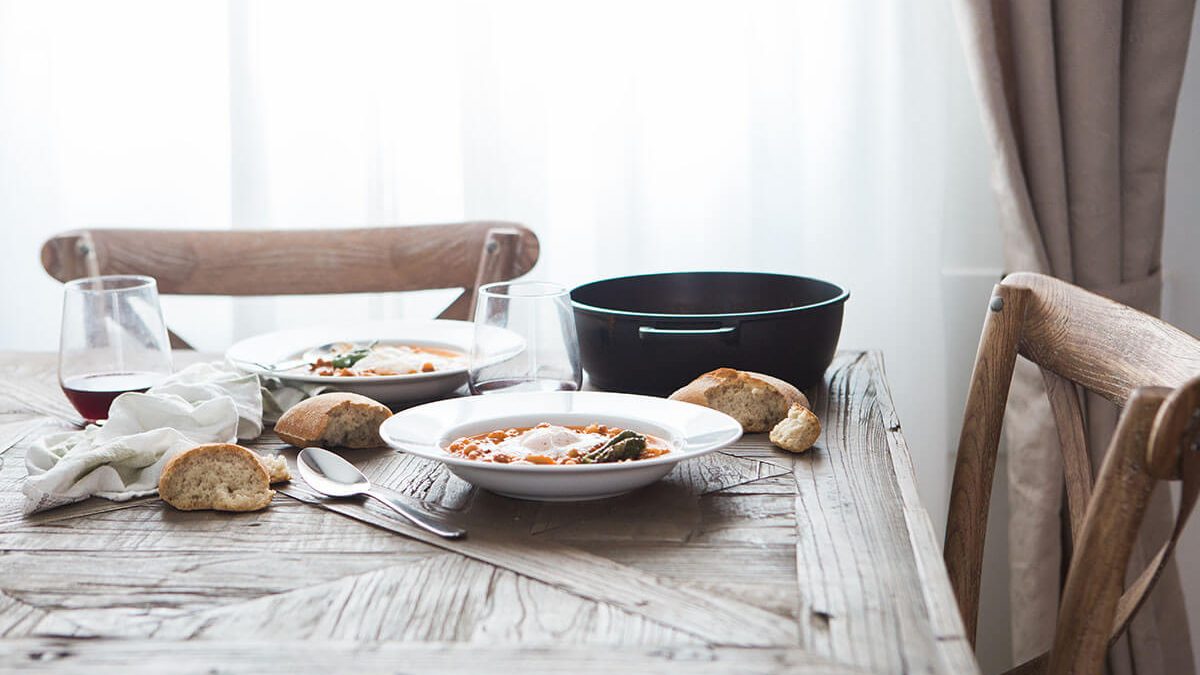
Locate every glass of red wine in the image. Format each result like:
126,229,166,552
59,275,172,423
469,281,582,394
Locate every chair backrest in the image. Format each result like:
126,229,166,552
41,222,539,346
944,271,1200,674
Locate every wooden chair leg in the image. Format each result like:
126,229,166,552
1047,388,1166,675
944,283,1030,645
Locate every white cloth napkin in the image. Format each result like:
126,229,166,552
22,362,316,514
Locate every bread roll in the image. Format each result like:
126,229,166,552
159,443,275,512
669,368,809,432
769,403,821,453
274,392,392,449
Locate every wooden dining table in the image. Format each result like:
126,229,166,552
0,349,978,674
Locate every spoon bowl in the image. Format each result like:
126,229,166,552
297,447,466,539
298,446,373,496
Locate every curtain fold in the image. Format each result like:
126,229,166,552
954,0,1197,672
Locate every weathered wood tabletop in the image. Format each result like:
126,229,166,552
0,350,977,674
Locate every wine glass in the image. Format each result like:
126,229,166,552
469,281,582,394
58,275,173,422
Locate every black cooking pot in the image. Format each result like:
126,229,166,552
570,272,848,395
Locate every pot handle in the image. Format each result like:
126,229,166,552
638,325,738,337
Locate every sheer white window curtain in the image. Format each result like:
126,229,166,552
0,0,1002,658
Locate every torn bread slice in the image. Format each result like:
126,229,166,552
158,443,274,512
669,368,809,433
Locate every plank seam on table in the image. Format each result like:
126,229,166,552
0,590,49,639
789,351,980,674
866,351,978,673
75,553,698,645
0,420,46,457
1,496,159,530
0,639,879,674
0,380,81,427
273,481,799,648
718,449,793,474
794,353,864,663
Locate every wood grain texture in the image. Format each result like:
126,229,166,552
0,640,875,675
1041,369,1093,542
40,222,538,298
944,272,1200,673
0,349,975,674
1007,271,1200,405
1146,375,1200,480
944,283,1029,643
796,352,975,674
1047,389,1164,675
40,222,539,343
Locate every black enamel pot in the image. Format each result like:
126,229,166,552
570,272,849,396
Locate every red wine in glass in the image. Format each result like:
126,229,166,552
471,378,579,394
58,275,172,423
61,371,165,422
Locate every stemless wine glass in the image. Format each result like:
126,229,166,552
58,275,173,422
469,281,582,394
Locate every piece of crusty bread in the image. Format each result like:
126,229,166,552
273,392,392,449
159,443,275,512
669,368,809,433
769,403,821,453
258,453,291,484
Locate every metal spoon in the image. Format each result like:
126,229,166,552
233,341,360,374
290,341,373,370
297,446,466,539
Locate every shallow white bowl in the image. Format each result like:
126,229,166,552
379,391,743,501
225,319,523,405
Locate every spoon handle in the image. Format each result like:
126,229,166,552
363,490,466,539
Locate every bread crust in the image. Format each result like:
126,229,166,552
273,392,392,448
669,368,810,411
158,443,273,512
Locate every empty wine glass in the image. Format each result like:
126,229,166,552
58,275,172,422
469,281,582,394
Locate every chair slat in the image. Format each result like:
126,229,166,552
41,222,539,297
1009,272,1200,404
1041,369,1094,543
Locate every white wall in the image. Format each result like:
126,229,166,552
1162,14,1200,675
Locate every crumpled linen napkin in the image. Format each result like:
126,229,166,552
22,362,322,514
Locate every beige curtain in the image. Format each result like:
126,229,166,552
953,0,1197,672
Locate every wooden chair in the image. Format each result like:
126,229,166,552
40,222,539,347
945,271,1200,674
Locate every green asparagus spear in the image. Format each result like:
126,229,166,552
328,341,379,369
580,430,647,464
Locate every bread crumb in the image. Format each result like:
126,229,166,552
257,453,291,484
770,403,821,453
